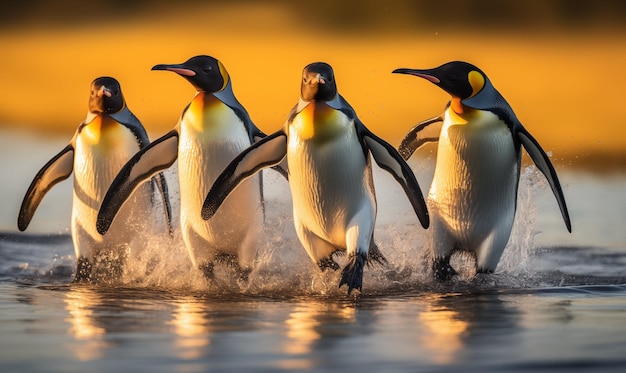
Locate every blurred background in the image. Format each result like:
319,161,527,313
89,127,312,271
1,0,625,170
0,0,624,259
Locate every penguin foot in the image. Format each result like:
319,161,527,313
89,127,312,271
73,257,93,283
237,267,252,283
73,254,124,283
318,256,340,271
200,254,250,283
199,261,215,279
339,253,367,294
432,258,457,282
367,243,388,267
214,253,239,267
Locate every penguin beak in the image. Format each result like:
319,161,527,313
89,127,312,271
97,86,112,98
152,64,196,77
311,73,326,85
392,68,441,84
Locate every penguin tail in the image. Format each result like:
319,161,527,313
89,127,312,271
339,253,367,294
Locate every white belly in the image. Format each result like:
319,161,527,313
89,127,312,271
72,118,150,255
287,112,375,247
177,100,262,256
429,108,518,247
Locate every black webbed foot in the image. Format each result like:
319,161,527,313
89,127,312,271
318,255,340,271
200,253,252,283
367,241,388,267
339,253,367,294
237,267,252,283
199,261,215,279
73,257,93,283
433,257,457,281
73,253,124,283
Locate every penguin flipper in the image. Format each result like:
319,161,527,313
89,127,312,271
398,116,443,160
112,108,174,236
153,172,174,236
202,130,288,220
271,160,289,180
517,127,571,232
97,130,179,235
18,144,74,231
358,125,430,229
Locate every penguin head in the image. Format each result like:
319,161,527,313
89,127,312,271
393,61,489,111
301,62,337,102
152,55,229,93
88,76,125,115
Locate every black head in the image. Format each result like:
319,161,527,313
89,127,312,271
89,76,125,115
152,55,228,93
393,61,488,100
301,62,337,102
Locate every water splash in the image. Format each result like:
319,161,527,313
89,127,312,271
3,164,619,296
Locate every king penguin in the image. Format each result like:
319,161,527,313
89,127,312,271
201,62,430,294
392,61,571,280
97,55,271,280
17,77,173,282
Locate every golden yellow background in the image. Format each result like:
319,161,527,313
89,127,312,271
1,1,625,169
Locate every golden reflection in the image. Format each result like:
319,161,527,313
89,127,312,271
284,304,322,355
281,302,356,368
64,287,112,361
169,300,211,360
417,301,469,364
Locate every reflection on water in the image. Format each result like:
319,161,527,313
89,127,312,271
284,304,323,356
418,296,469,364
64,286,112,361
170,299,211,360
410,292,525,367
2,279,625,372
281,301,357,369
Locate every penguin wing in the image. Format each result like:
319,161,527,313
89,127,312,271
398,116,443,161
517,126,572,232
111,107,174,234
96,129,179,235
357,122,430,229
154,172,174,237
202,130,288,220
18,144,74,231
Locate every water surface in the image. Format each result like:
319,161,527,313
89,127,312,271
1,130,625,372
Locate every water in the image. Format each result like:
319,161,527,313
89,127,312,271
1,129,626,372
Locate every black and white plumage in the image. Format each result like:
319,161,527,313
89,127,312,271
18,77,172,281
393,61,571,280
202,62,429,294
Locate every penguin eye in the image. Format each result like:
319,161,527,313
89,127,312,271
303,77,307,83
202,66,213,73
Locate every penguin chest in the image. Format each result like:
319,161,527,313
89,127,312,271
74,116,140,209
73,116,142,237
179,93,252,188
430,108,518,240
287,103,372,241
178,94,258,228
